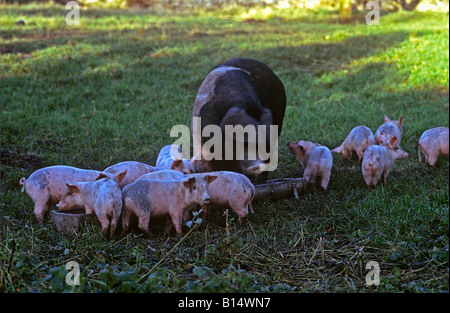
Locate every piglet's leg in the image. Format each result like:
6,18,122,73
169,210,184,235
109,216,118,239
164,216,174,235
98,215,111,239
382,168,390,185
34,202,50,224
137,215,151,237
320,173,330,191
121,209,132,236
426,152,438,167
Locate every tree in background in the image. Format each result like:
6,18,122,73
339,0,353,20
6,0,448,12
392,0,422,10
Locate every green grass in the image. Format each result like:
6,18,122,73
1,2,448,292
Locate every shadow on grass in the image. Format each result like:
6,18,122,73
2,29,412,83
256,31,410,76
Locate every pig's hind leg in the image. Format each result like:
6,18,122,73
137,214,151,237
121,208,133,236
320,170,331,191
34,202,50,224
97,214,111,239
109,214,119,239
425,150,439,166
303,167,314,189
169,210,184,235
355,147,365,163
32,191,51,224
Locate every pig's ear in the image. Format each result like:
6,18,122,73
95,173,108,181
388,136,398,149
331,146,342,154
66,183,80,193
205,175,217,184
398,116,403,130
115,169,127,183
182,177,196,188
171,159,183,171
384,115,390,123
297,141,306,150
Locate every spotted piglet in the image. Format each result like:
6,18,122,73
103,160,162,189
189,171,255,223
374,115,403,146
331,126,375,162
136,169,186,181
122,175,217,236
418,127,449,166
362,135,408,189
19,165,122,223
56,170,127,239
156,144,195,174
287,140,333,190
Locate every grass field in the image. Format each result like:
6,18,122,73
0,2,449,292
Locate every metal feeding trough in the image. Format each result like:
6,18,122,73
50,208,97,234
253,177,306,202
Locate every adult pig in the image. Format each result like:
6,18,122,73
191,58,286,180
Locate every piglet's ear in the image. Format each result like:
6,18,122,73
95,173,108,181
388,136,398,149
183,177,196,188
66,183,80,193
398,116,403,130
297,141,306,150
115,169,127,183
384,115,390,123
331,146,342,154
205,175,217,184
171,159,183,171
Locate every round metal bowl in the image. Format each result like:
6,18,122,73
50,208,97,234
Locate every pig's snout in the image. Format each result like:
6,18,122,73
202,195,211,205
